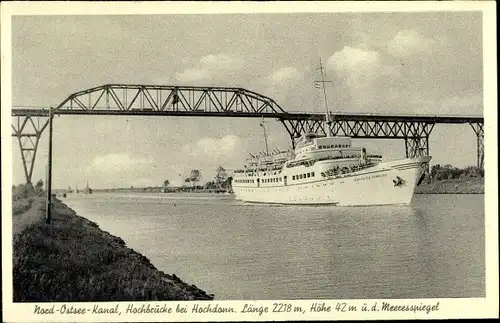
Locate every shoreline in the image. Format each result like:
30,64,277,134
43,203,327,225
414,177,484,195
12,190,214,302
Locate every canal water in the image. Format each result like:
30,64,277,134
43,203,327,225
64,193,485,300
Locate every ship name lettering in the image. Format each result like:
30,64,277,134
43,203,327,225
354,173,387,182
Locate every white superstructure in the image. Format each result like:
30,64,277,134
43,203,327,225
233,59,431,206
232,133,431,206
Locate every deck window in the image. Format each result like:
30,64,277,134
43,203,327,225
307,173,311,178
311,172,315,177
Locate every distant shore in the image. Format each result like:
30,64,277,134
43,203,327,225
415,177,484,194
12,185,214,302
59,178,485,196
59,187,230,194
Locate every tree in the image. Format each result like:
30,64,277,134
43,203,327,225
189,169,201,188
34,179,43,194
225,176,233,192
204,181,216,190
214,166,228,190
163,180,170,193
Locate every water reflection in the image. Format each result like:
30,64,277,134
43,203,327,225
64,193,485,299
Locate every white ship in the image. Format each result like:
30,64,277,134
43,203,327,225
232,132,430,206
232,60,431,206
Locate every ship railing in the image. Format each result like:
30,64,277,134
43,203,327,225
248,149,293,160
286,154,366,168
320,163,376,177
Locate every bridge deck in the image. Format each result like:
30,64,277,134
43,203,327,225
11,108,483,124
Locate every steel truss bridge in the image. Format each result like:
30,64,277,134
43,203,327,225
12,84,484,184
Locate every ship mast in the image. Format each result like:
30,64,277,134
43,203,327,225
260,116,269,156
315,59,333,136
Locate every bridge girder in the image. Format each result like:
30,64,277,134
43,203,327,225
11,115,50,184
281,118,435,157
10,84,484,184
53,84,286,115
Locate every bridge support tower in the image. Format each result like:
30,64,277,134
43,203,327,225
11,115,49,185
469,122,484,169
403,123,434,159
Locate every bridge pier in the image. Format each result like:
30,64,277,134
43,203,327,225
11,115,49,184
404,137,430,158
403,122,434,159
281,119,327,149
469,122,484,169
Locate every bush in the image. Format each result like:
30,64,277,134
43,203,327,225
429,164,484,181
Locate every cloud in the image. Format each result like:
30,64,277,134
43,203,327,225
328,46,380,72
176,53,244,84
328,46,398,85
181,135,242,161
387,29,438,59
268,67,302,87
255,66,303,104
440,93,483,115
90,153,153,173
326,46,400,111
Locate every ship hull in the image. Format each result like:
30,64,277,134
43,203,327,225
233,156,430,206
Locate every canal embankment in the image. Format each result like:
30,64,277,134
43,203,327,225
415,177,484,194
12,184,214,302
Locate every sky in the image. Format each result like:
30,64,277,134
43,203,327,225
8,9,486,189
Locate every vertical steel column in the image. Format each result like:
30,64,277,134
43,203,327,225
45,108,54,224
404,138,410,158
11,115,49,185
404,122,433,159
405,136,430,158
280,119,297,149
470,122,484,169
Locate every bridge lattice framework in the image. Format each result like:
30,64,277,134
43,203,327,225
12,84,484,184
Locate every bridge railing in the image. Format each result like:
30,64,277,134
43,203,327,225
285,110,483,119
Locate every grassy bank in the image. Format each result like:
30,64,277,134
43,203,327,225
415,177,484,194
12,185,214,302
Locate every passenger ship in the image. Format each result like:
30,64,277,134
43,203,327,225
232,132,431,206
231,60,431,206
